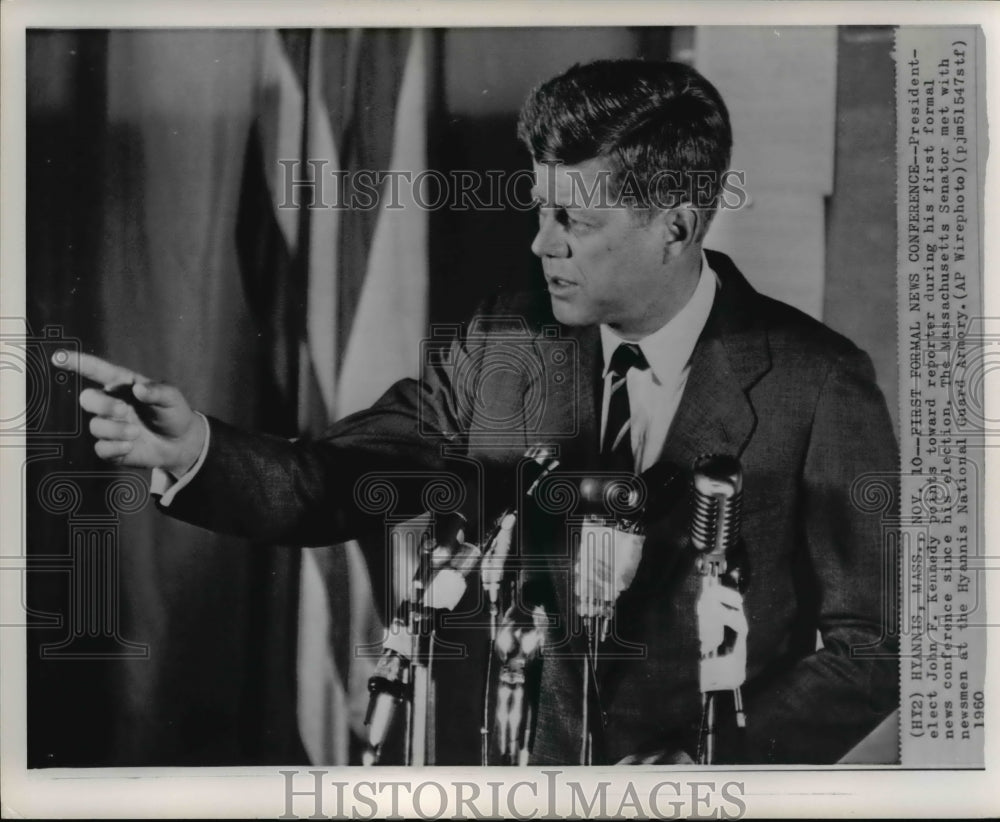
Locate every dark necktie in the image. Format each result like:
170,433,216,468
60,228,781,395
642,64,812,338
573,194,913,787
600,342,649,473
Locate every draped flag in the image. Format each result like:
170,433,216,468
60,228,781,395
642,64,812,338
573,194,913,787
245,28,430,765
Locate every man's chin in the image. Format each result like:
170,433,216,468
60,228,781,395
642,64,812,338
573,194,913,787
549,297,592,328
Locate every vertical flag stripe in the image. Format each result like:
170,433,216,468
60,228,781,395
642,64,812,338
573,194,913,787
289,27,347,766
260,30,310,253
297,550,350,765
235,30,311,432
336,30,428,417
314,30,352,150
304,31,341,420
335,29,430,743
288,29,429,764
335,30,411,373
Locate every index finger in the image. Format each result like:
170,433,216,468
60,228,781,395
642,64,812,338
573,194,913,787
50,350,147,389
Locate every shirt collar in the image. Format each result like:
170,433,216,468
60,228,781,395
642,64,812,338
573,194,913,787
600,251,718,384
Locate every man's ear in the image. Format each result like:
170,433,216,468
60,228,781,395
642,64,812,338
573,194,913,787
659,204,701,259
654,203,703,263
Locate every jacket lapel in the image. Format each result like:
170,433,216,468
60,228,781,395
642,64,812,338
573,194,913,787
661,250,771,468
647,251,772,598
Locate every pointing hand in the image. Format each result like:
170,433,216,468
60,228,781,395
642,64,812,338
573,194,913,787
51,350,206,476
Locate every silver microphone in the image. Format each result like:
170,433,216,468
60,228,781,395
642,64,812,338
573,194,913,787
690,454,747,764
691,454,743,574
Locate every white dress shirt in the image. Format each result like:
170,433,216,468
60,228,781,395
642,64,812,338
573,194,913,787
598,254,717,473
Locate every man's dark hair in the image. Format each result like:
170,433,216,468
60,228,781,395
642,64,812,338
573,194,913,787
517,59,732,231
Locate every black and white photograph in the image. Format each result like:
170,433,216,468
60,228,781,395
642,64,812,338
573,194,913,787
1,1,995,818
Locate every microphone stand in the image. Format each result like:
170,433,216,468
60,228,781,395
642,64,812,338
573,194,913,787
578,521,631,765
407,606,432,766
409,623,433,766
574,472,649,765
406,528,435,766
363,512,472,766
479,446,560,765
578,517,614,766
479,512,515,765
576,463,687,764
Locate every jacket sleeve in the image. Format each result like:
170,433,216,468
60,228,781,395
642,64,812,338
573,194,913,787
155,331,483,547
736,349,900,763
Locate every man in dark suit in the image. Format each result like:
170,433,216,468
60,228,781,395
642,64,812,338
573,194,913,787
56,59,898,764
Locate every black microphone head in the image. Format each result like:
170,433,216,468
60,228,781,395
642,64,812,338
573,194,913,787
575,474,643,523
430,510,468,548
574,463,686,527
692,454,743,498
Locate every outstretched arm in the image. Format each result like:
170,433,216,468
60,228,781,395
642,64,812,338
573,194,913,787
53,336,479,547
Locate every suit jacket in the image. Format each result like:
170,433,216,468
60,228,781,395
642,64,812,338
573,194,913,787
162,249,899,764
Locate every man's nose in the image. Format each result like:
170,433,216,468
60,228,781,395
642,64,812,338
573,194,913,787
530,211,568,259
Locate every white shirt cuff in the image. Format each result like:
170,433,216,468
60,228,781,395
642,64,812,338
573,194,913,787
150,412,211,507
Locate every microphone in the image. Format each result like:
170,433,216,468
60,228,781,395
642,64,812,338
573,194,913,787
690,454,743,576
362,618,415,766
412,511,471,607
363,511,479,765
570,463,689,764
477,446,560,764
368,447,561,765
573,462,687,633
690,454,749,764
481,446,560,638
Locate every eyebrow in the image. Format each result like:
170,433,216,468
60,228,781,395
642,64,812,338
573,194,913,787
529,188,587,212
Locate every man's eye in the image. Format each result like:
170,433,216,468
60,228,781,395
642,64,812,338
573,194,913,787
534,204,588,231
555,209,577,228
